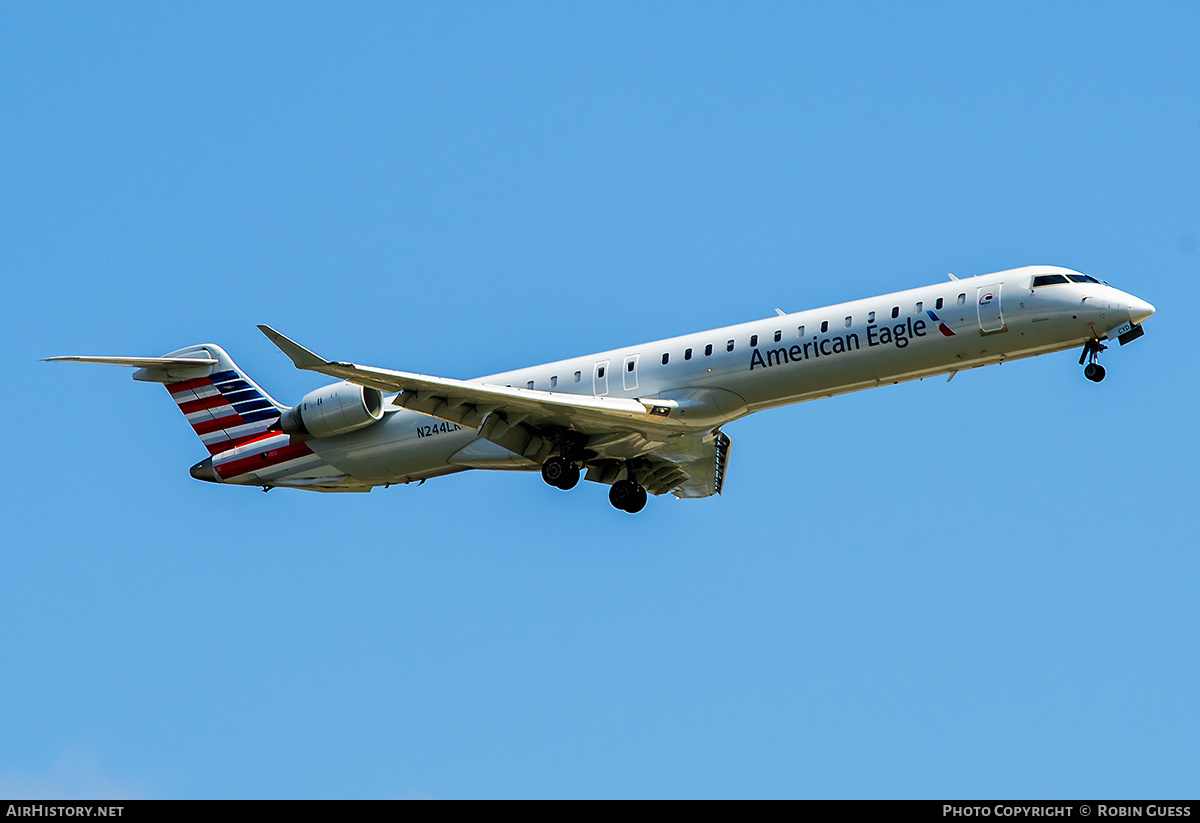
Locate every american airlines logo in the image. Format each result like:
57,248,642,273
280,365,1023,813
749,317,933,371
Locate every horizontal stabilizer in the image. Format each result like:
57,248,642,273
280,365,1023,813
44,355,219,367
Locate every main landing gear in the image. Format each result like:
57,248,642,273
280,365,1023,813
608,478,647,514
541,455,580,490
540,454,648,513
1079,339,1107,382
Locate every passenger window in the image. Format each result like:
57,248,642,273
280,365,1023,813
574,371,581,382
726,339,735,352
958,293,966,304
597,367,605,378
684,348,692,360
915,302,922,313
935,298,943,310
844,316,852,328
797,325,805,337
550,376,557,388
868,311,875,323
774,330,782,343
820,320,828,333
661,353,669,365
627,360,635,372
527,381,534,390
750,334,758,347
705,344,713,356
891,306,900,319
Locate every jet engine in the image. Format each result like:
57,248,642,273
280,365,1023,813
279,381,384,438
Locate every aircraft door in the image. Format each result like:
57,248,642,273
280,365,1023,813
623,354,639,391
594,360,609,396
977,284,1006,335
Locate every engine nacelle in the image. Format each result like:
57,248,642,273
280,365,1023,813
279,381,384,438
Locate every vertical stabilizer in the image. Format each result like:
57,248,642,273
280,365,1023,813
152,345,286,455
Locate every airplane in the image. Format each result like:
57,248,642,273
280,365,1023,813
47,264,1154,513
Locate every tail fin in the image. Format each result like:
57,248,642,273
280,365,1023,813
47,343,373,491
151,344,286,454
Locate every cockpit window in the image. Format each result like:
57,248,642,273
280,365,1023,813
1032,274,1070,287
1067,274,1100,284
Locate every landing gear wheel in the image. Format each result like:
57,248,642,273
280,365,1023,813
626,485,647,513
609,479,647,513
1079,339,1108,383
541,456,579,490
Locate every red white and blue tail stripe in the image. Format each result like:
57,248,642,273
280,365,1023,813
162,346,355,487
163,347,286,455
210,431,326,483
151,344,360,490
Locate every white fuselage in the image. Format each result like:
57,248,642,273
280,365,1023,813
300,265,1154,487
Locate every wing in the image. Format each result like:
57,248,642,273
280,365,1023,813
258,325,731,498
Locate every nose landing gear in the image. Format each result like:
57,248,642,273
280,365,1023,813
1079,339,1107,382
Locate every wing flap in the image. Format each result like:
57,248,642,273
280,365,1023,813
582,430,732,498
656,429,732,499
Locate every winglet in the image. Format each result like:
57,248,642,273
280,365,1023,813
947,272,959,281
257,325,331,370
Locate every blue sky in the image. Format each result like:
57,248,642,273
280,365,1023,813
2,2,1197,799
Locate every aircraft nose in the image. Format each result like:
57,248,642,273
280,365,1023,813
1128,295,1156,325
